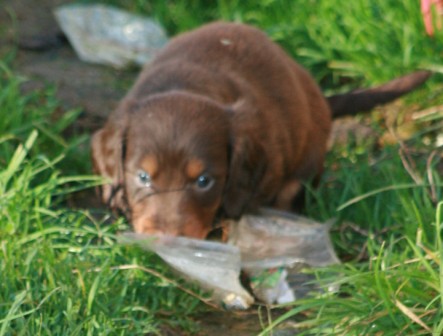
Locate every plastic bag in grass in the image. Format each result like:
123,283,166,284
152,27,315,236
229,208,339,268
54,4,168,68
121,209,339,308
228,208,340,304
120,233,254,310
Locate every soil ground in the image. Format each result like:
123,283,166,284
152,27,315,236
0,0,135,130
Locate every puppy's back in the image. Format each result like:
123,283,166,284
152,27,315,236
127,22,332,200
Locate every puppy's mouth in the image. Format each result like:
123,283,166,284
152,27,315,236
205,220,230,242
205,226,224,240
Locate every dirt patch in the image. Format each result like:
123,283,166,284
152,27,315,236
195,309,298,336
1,0,136,132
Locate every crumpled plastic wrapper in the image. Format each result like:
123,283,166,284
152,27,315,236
120,208,340,309
120,233,254,310
229,208,340,304
54,4,168,68
230,208,339,269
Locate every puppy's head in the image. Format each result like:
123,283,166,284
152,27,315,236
92,92,265,239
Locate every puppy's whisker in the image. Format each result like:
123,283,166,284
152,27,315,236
134,186,190,201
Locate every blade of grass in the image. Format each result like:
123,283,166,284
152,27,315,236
437,201,443,311
337,183,436,211
394,299,431,332
1,130,38,185
0,288,60,335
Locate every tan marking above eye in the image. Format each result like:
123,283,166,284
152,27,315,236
140,155,158,178
186,158,205,180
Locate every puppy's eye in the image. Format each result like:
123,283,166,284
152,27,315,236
195,174,214,191
137,170,152,187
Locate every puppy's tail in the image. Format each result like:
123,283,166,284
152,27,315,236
327,70,432,118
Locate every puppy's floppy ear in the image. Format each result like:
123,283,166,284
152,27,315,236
91,124,125,210
91,100,135,211
221,135,267,219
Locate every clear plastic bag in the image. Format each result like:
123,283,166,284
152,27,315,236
120,233,254,310
229,208,340,304
54,4,168,68
229,208,339,269
120,208,340,308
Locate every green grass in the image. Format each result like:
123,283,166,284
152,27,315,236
2,0,443,334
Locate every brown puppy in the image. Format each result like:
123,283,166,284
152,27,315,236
91,22,430,239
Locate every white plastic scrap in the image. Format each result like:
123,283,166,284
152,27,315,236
120,233,254,310
229,209,340,269
120,209,341,308
54,4,168,68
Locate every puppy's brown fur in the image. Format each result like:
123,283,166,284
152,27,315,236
92,22,430,239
